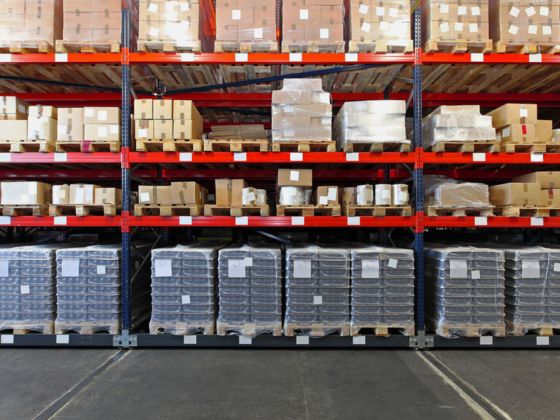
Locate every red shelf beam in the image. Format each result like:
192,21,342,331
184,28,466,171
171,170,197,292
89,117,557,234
424,217,560,228
423,152,560,165
0,152,121,164
0,216,122,227
0,53,122,64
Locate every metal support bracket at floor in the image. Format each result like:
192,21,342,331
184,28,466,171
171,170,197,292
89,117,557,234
113,329,137,348
409,330,434,349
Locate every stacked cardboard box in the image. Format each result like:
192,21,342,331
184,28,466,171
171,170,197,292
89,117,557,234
213,179,265,206
83,107,122,142
487,103,552,145
513,171,560,207
139,181,207,206
28,106,57,142
272,79,331,143
57,108,84,142
489,0,560,45
0,0,62,45
277,169,313,205
333,100,409,150
1,181,51,205
0,97,29,140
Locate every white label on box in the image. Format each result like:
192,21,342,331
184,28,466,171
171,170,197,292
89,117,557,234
319,196,328,205
362,259,379,278
540,6,549,16
509,25,519,35
20,285,30,294
61,259,80,277
458,6,467,15
98,110,107,121
244,257,253,267
138,129,147,138
228,259,245,278
543,26,552,35
346,153,359,162
522,260,540,278
471,6,480,15
0,54,11,62
531,154,544,162
388,258,398,269
290,170,299,181
531,217,544,226
528,25,538,35
328,188,337,201
180,2,189,11
234,153,246,161
54,216,67,225
475,217,488,226
289,53,302,62
165,2,174,11
440,23,449,32
180,216,192,225
20,194,29,203
480,336,493,345
239,337,252,345
292,217,305,226
155,259,173,277
85,108,94,118
235,53,248,62
254,28,263,39
359,4,368,14
320,29,329,39
55,54,68,63
520,109,528,117
313,296,322,305
469,23,478,33
345,53,358,62
472,152,485,161
348,217,360,226
0,260,9,277
0,217,10,225
29,183,37,194
232,9,241,20
526,6,536,16
184,336,196,344
98,127,108,138
0,153,10,162
440,4,449,13
537,336,549,345
450,260,468,278
56,335,70,344
140,192,150,202
296,336,309,345
455,22,463,31
148,3,158,12
97,265,106,275
389,7,398,17
110,125,118,134
379,21,389,31
471,270,481,279
181,295,191,304
300,9,308,19
1,335,14,344
179,153,192,161
290,153,303,162
294,260,311,278
235,217,248,225
529,54,542,63
246,192,256,201
376,7,385,15
361,22,371,32
353,336,366,345
180,53,194,62
510,6,520,17
554,263,560,272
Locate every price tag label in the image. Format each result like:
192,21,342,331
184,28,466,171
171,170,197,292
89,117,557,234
54,153,67,162
472,153,486,161
474,217,487,226
239,337,252,345
184,336,197,344
180,53,195,62
531,217,544,226
234,153,246,161
537,336,550,345
353,336,366,345
179,216,192,225
0,335,14,344
529,54,542,63
471,53,484,62
531,154,544,162
345,53,358,62
235,217,248,225
347,217,360,226
0,153,11,162
296,336,309,345
480,336,493,345
292,217,305,225
0,217,10,225
235,53,248,62
56,335,70,344
346,153,359,162
290,153,303,161
179,153,192,161
54,217,67,225
290,53,302,62
55,54,68,62
0,54,12,62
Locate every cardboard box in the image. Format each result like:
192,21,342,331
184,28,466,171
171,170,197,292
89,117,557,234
315,186,339,205
28,106,58,119
426,183,491,207
138,185,172,205
0,120,27,140
70,184,100,205
0,96,29,118
553,129,560,143
172,119,202,140
28,117,57,141
84,107,122,124
84,123,121,141
342,187,356,207
486,104,538,129
541,189,560,207
52,185,70,205
94,188,122,206
497,124,536,145
277,169,313,187
153,120,173,139
173,100,201,120
513,172,560,190
536,120,552,143
171,181,206,205
135,120,153,139
214,179,248,206
134,99,153,120
153,100,173,120
0,181,51,205
489,183,541,206
57,108,85,141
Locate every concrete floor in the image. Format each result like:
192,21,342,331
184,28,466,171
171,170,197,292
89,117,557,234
0,348,559,420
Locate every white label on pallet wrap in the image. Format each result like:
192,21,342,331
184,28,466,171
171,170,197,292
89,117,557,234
54,216,67,225
179,216,192,225
239,337,252,345
56,335,70,344
54,153,67,162
440,4,449,13
543,26,552,35
471,53,484,62
320,28,329,38
319,196,328,205
232,9,241,19
526,6,536,15
0,217,10,225
235,53,248,62
450,260,468,278
347,217,360,226
353,336,366,345
235,217,248,226
540,6,549,15
458,5,467,14
313,296,322,305
471,270,481,279
180,53,195,62
345,53,358,62
234,153,246,161
55,54,68,62
388,258,398,268
480,336,493,345
529,54,542,63
292,217,305,226
290,153,303,161
300,9,308,19
61,259,80,277
96,265,106,275
328,188,337,201
362,259,379,278
346,153,359,161
531,217,544,226
376,7,385,15
20,285,30,294
0,54,11,62
244,257,253,267
155,259,172,277
182,295,191,304
554,263,560,272
184,336,197,344
1,335,14,344
537,336,550,345
469,23,478,32
179,153,192,161
254,28,263,39
522,260,540,278
0,153,10,162
0,261,8,277
296,336,309,345
475,217,487,226
290,53,302,62
531,154,544,162
509,25,519,35
294,260,311,278
228,260,245,278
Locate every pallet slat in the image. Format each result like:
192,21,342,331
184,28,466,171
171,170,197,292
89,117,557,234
136,139,203,153
149,322,215,335
49,204,119,217
55,41,120,53
284,323,350,337
138,39,202,53
204,205,269,217
345,205,412,217
217,322,282,337
272,141,336,153
493,42,560,54
342,142,411,153
424,39,492,54
56,141,121,153
276,205,341,217
0,40,55,53
430,140,500,153
204,139,268,152
134,204,203,217
1,322,55,334
281,41,345,53
351,324,415,337
425,206,494,217
0,140,55,153
347,39,414,54
501,143,560,153
2,205,49,216
215,40,279,53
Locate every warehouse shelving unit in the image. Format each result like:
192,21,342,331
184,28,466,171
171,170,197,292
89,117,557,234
2,7,560,348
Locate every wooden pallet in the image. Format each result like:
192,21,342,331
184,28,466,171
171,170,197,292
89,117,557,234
149,322,215,335
284,323,350,337
0,139,55,153
137,39,202,53
215,40,279,53
493,42,560,54
501,143,560,153
204,205,269,217
281,41,345,53
505,321,560,337
204,139,268,152
55,322,119,335
49,204,120,217
56,141,121,153
427,318,506,337
134,204,203,217
136,139,203,153
348,39,414,54
351,323,415,337
277,204,341,217
424,39,493,54
2,205,49,216
425,206,494,217
345,205,412,217
272,141,336,153
493,206,560,217
217,322,282,337
0,40,55,53
55,40,121,53
430,140,500,153
0,322,55,334
341,142,411,153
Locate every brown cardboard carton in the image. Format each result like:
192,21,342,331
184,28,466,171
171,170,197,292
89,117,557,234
536,120,552,143
138,185,172,205
154,120,173,139
277,169,313,187
0,181,51,205
0,120,27,140
84,107,122,124
171,181,205,205
541,189,560,207
135,120,153,139
52,185,70,205
134,99,153,120
486,104,538,129
0,98,28,119
426,183,491,207
173,100,201,120
153,99,173,120
172,120,202,140
497,124,536,144
57,108,84,141
512,172,560,190
489,183,541,206
94,188,122,206
342,187,357,207
28,117,57,141
70,184,100,205
315,186,340,205
28,106,58,119
215,179,232,205
92,28,121,41
84,123,121,141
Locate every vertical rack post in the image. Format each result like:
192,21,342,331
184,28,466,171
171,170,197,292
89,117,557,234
157,165,170,247
379,85,392,246
413,6,425,332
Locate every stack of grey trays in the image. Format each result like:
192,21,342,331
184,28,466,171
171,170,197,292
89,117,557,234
350,245,415,336
217,243,283,338
149,243,225,335
0,245,61,334
285,244,350,337
55,245,122,334
424,244,506,338
498,245,560,335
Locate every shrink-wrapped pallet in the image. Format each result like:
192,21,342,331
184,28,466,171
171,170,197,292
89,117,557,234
424,175,492,208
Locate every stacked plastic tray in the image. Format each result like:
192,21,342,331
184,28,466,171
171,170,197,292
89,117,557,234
0,245,60,334
149,243,225,335
55,245,122,334
499,245,560,335
217,243,282,338
350,245,415,336
425,244,506,338
285,244,350,337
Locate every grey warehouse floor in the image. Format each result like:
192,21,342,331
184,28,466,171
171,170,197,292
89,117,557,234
1,348,559,420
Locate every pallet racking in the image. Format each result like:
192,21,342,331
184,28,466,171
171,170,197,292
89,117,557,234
1,7,560,348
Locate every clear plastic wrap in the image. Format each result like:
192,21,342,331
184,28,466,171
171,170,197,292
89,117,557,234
375,184,392,206
285,244,350,337
392,184,409,206
424,175,492,208
271,78,332,143
217,243,282,338
150,243,226,335
0,0,62,45
424,244,506,338
278,186,312,206
356,185,373,206
350,245,415,335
